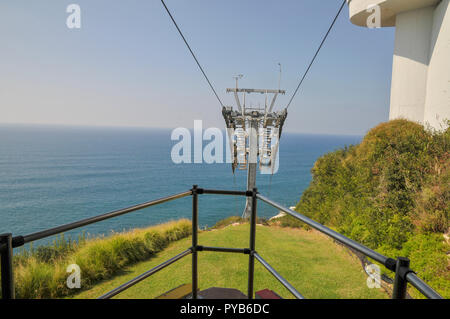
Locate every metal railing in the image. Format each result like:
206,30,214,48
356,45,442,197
0,186,444,299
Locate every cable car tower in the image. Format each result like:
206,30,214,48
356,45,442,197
222,77,287,218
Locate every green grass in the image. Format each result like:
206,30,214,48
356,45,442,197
72,223,387,299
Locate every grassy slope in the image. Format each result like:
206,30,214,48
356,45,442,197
73,224,387,299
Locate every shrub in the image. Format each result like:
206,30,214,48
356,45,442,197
294,120,449,297
378,233,450,298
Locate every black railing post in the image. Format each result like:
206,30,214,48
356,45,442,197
192,185,199,299
247,188,257,299
0,233,15,299
392,257,410,299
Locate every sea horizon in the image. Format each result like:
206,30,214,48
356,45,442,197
0,122,364,138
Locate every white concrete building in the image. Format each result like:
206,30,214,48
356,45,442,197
348,0,450,130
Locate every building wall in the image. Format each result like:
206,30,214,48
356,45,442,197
389,7,434,123
348,0,450,131
424,0,450,130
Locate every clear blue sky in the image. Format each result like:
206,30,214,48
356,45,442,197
0,0,395,135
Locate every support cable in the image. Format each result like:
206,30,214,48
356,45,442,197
160,0,224,108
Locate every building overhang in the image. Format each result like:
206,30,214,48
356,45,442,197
347,0,441,27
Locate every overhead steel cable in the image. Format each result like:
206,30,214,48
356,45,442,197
286,0,346,110
160,0,224,108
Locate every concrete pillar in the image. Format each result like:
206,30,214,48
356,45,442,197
348,0,449,131
389,7,434,123
424,0,450,130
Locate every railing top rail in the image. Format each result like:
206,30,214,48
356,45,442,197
256,194,391,266
406,272,443,299
202,189,250,196
6,190,192,249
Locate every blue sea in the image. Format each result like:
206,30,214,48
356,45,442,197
0,124,361,246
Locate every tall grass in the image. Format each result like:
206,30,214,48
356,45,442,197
7,219,191,299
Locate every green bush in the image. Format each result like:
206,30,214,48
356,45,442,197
294,120,449,297
377,233,450,298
